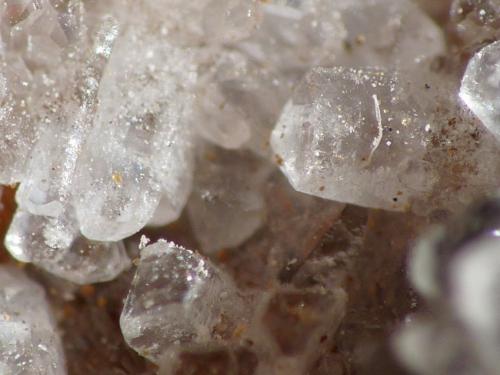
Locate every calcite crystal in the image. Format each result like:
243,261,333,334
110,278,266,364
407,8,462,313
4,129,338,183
4,209,130,285
332,0,446,68
120,240,249,364
271,66,435,211
3,0,500,374
187,147,272,253
0,265,65,374
460,40,500,141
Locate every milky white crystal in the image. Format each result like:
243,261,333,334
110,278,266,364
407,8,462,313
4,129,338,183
271,66,436,211
0,266,66,375
120,240,248,363
460,40,500,142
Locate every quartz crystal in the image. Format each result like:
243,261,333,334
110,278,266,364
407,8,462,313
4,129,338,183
271,66,436,211
15,15,118,218
0,265,65,374
331,0,446,68
2,0,500,374
120,240,249,363
460,40,500,142
72,26,196,241
4,209,131,284
187,147,272,253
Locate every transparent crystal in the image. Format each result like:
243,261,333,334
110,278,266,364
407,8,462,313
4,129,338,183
398,198,500,374
460,40,500,142
0,265,66,375
15,16,119,217
271,66,436,210
120,240,249,363
187,148,272,254
191,50,252,150
331,0,445,68
4,209,131,284
73,26,195,241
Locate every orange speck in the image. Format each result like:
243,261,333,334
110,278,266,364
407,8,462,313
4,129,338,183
80,285,95,298
97,297,108,308
112,172,123,186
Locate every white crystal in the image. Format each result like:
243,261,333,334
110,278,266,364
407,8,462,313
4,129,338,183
141,0,261,46
15,16,119,217
120,240,248,363
202,0,261,44
237,0,345,71
449,235,500,372
73,26,195,241
192,52,252,150
460,40,500,142
271,66,436,210
4,209,131,284
0,265,66,375
187,148,272,253
331,0,445,68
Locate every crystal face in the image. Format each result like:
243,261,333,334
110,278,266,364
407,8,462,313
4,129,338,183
460,40,500,141
2,0,500,374
0,265,65,375
271,66,435,211
120,240,249,364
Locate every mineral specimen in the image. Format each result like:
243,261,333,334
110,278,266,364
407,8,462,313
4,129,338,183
120,240,249,364
2,0,500,374
460,40,500,141
187,147,272,253
0,265,65,374
4,209,131,285
271,66,436,211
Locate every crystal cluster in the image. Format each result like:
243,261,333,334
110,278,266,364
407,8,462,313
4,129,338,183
2,0,500,374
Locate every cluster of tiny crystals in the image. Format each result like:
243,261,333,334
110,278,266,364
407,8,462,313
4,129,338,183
2,0,500,374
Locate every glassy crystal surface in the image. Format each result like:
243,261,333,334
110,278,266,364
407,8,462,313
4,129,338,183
460,40,500,141
73,26,196,241
271,66,436,210
187,148,272,254
120,240,249,363
2,0,500,374
0,265,66,375
331,0,446,68
4,210,131,284
15,15,119,218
